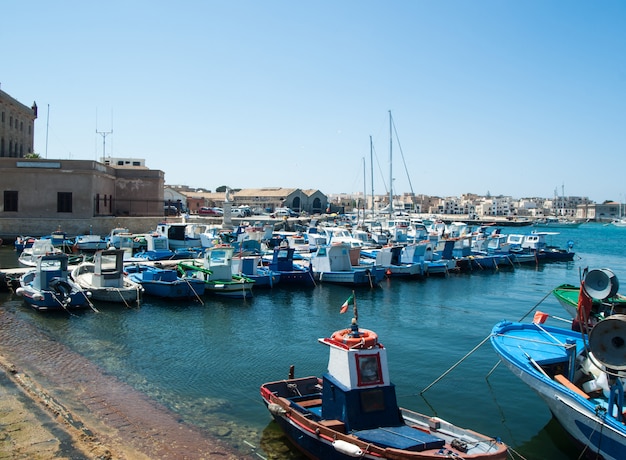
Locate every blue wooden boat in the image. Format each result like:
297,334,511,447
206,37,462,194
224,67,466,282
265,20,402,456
261,316,508,460
266,245,317,287
129,234,201,261
491,316,626,460
231,255,280,288
15,253,91,311
125,264,205,299
506,232,575,262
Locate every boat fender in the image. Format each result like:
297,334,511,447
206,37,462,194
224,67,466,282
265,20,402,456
267,403,287,416
15,287,24,296
451,438,469,453
332,439,363,457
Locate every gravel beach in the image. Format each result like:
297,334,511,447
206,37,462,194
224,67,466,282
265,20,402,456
0,308,256,460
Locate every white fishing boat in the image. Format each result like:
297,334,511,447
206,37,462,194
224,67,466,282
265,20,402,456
71,249,143,304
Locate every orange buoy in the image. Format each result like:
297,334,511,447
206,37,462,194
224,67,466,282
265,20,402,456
330,328,378,349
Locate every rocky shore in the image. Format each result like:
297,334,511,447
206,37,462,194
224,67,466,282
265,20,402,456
0,308,257,460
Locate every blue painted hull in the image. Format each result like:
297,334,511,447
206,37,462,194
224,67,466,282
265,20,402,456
315,267,386,286
491,321,626,460
135,280,205,299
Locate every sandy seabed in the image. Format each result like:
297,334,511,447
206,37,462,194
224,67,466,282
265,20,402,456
0,309,257,460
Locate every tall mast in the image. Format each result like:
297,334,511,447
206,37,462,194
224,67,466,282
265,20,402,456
389,110,393,216
370,135,374,214
45,104,50,158
362,156,366,224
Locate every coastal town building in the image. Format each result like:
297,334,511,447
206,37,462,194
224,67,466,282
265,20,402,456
175,187,328,215
0,87,37,158
0,158,164,219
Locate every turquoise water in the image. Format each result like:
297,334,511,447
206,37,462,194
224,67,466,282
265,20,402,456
1,223,625,459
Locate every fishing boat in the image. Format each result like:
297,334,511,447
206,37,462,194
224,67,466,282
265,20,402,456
506,232,575,262
125,264,205,299
71,249,143,304
553,269,626,325
154,222,202,250
261,313,508,460
17,238,64,267
106,227,141,250
311,243,386,286
129,233,200,261
533,217,584,228
371,245,424,277
231,255,280,288
14,235,36,253
177,245,254,298
15,253,91,311
490,315,626,460
73,233,108,251
265,244,317,287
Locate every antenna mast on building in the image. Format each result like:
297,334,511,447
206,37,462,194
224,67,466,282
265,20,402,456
96,108,113,161
96,128,113,160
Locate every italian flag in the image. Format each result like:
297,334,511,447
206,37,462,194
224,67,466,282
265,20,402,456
340,293,355,314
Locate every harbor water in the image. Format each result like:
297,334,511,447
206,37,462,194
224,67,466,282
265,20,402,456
1,223,626,459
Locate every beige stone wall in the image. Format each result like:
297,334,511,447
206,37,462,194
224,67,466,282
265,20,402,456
0,216,172,240
0,89,37,157
0,158,164,218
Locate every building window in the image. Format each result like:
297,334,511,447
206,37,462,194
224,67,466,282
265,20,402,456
57,192,73,213
3,191,18,212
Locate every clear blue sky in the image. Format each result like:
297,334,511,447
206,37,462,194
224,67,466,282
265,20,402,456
3,1,625,203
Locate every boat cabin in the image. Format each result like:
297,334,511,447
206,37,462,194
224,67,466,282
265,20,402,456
33,254,70,291
91,249,125,288
203,246,235,280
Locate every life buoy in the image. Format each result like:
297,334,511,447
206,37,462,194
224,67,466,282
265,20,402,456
330,328,378,349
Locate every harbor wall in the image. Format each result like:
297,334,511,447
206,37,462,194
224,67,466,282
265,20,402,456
0,216,182,241
0,215,304,242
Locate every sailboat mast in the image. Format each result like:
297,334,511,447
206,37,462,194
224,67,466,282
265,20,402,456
389,110,393,216
362,157,366,225
370,135,374,214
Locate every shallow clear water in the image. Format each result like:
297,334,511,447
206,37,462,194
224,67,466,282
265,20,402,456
2,223,625,459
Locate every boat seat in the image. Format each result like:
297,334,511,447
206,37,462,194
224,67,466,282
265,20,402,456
296,398,322,408
554,374,589,399
319,419,346,434
354,425,445,452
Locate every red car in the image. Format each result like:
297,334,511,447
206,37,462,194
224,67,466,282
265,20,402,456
198,207,223,216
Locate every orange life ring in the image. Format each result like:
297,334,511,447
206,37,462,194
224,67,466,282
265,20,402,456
330,328,378,349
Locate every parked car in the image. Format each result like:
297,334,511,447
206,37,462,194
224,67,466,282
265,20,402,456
164,205,179,216
273,207,298,217
237,206,252,217
198,207,223,216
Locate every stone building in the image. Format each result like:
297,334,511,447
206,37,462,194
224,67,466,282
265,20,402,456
0,87,37,157
0,158,164,218
181,187,327,215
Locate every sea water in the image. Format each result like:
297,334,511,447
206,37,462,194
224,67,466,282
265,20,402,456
1,222,626,460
